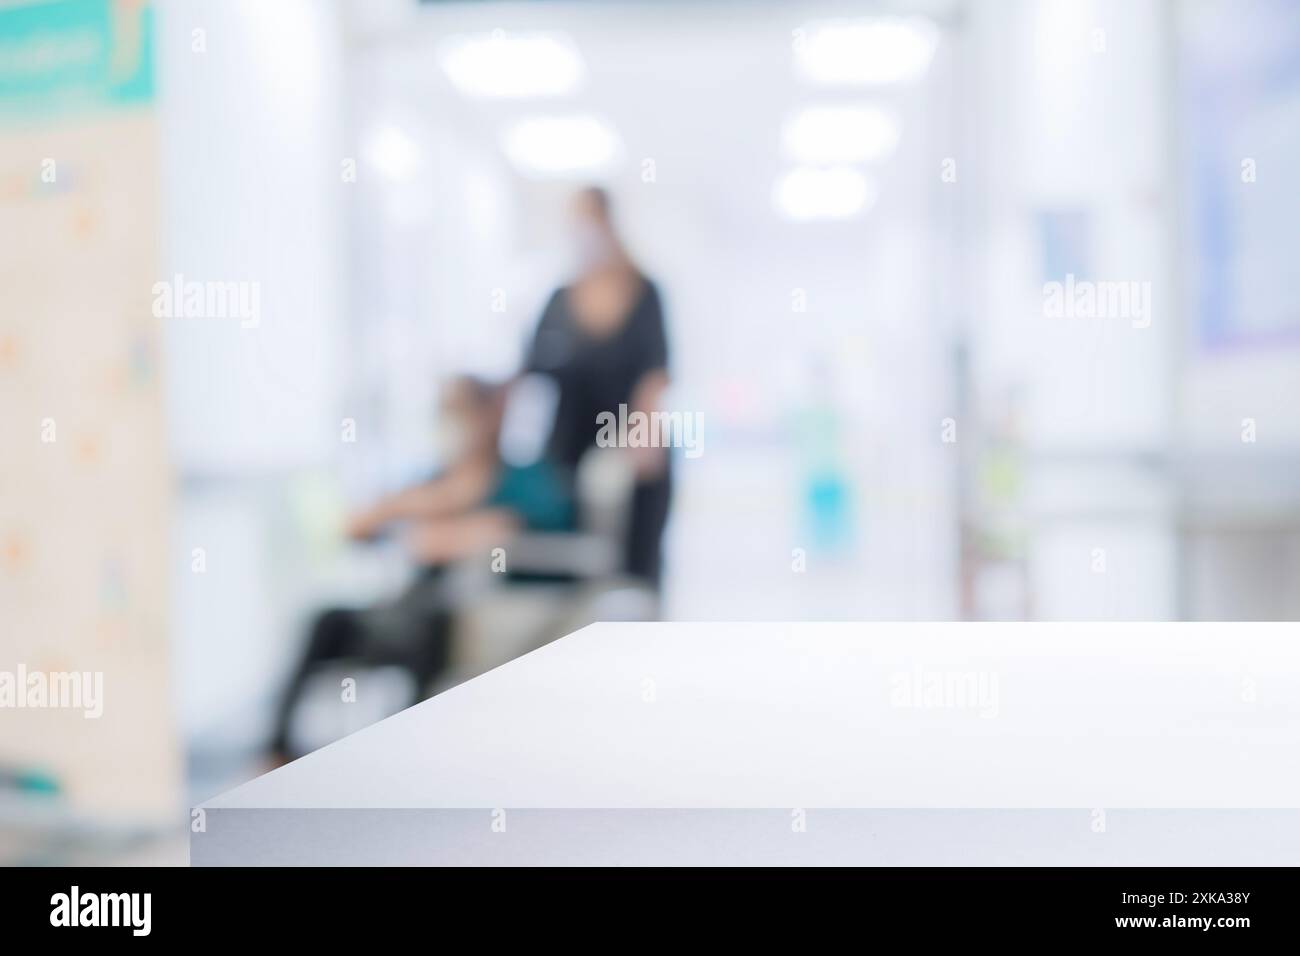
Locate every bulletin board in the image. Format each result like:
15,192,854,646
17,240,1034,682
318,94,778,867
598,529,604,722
0,0,179,826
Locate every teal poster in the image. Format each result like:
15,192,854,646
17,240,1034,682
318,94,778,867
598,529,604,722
0,0,154,120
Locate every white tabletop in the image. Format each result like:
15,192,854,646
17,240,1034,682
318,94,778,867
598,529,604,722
194,622,1300,865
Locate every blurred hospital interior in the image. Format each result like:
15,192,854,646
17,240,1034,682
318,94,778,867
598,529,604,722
2,0,1299,863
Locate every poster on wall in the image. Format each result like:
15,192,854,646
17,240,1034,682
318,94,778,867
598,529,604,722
1181,0,1300,349
0,0,179,837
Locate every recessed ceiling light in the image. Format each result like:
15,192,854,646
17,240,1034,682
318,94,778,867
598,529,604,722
500,115,621,178
774,166,877,221
438,30,585,99
794,18,939,86
782,106,901,164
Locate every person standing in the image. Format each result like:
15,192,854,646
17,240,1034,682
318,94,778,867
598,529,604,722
525,187,672,587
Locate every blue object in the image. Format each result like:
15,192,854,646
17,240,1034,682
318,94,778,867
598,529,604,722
487,460,577,532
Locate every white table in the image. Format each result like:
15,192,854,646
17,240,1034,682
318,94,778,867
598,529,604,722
194,622,1300,865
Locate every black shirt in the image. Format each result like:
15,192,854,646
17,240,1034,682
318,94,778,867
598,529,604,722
524,278,669,472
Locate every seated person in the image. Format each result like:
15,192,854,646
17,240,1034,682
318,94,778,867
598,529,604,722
268,375,575,762
347,375,575,560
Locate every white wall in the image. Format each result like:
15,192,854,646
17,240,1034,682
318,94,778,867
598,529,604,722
158,0,349,740
967,0,1177,619
158,0,346,476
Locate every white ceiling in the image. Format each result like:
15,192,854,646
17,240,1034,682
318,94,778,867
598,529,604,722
352,0,956,234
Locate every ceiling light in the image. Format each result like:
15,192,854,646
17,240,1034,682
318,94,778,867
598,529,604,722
501,115,621,178
438,30,584,99
774,166,876,222
794,18,939,86
782,106,901,164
